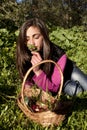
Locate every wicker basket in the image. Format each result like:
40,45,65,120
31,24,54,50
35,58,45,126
17,60,70,127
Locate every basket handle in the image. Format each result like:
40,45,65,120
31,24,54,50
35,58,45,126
21,60,64,106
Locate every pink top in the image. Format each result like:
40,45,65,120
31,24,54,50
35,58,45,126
26,54,67,93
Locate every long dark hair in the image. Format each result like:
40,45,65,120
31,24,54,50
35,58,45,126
16,18,53,80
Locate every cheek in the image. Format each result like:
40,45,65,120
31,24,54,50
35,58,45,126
36,39,43,48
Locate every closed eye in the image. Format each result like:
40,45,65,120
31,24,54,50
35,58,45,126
34,34,41,39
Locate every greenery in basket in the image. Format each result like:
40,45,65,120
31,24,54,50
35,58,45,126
0,26,87,130
24,85,54,112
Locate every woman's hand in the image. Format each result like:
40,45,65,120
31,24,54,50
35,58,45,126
31,51,43,76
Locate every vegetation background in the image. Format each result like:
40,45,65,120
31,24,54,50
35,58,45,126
0,0,87,130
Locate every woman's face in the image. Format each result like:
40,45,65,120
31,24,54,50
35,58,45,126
26,26,43,51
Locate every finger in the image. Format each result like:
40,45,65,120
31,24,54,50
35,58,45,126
31,55,41,65
31,51,42,60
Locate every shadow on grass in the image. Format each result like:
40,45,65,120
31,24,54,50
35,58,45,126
59,93,87,129
0,84,17,104
72,97,87,111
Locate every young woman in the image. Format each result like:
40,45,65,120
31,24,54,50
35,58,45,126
16,18,87,96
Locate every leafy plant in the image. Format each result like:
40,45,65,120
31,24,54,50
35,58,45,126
0,26,87,130
50,26,87,73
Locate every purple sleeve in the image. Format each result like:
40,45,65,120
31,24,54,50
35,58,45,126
32,54,67,93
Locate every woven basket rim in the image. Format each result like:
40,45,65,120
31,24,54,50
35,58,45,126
17,60,64,127
21,60,63,101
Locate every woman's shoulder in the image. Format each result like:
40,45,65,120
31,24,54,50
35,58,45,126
50,42,65,62
53,43,64,49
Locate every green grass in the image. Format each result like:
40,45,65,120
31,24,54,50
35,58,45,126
0,26,87,130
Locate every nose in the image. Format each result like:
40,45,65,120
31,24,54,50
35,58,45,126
29,38,35,45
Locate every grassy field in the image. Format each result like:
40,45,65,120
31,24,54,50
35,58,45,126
0,26,87,130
